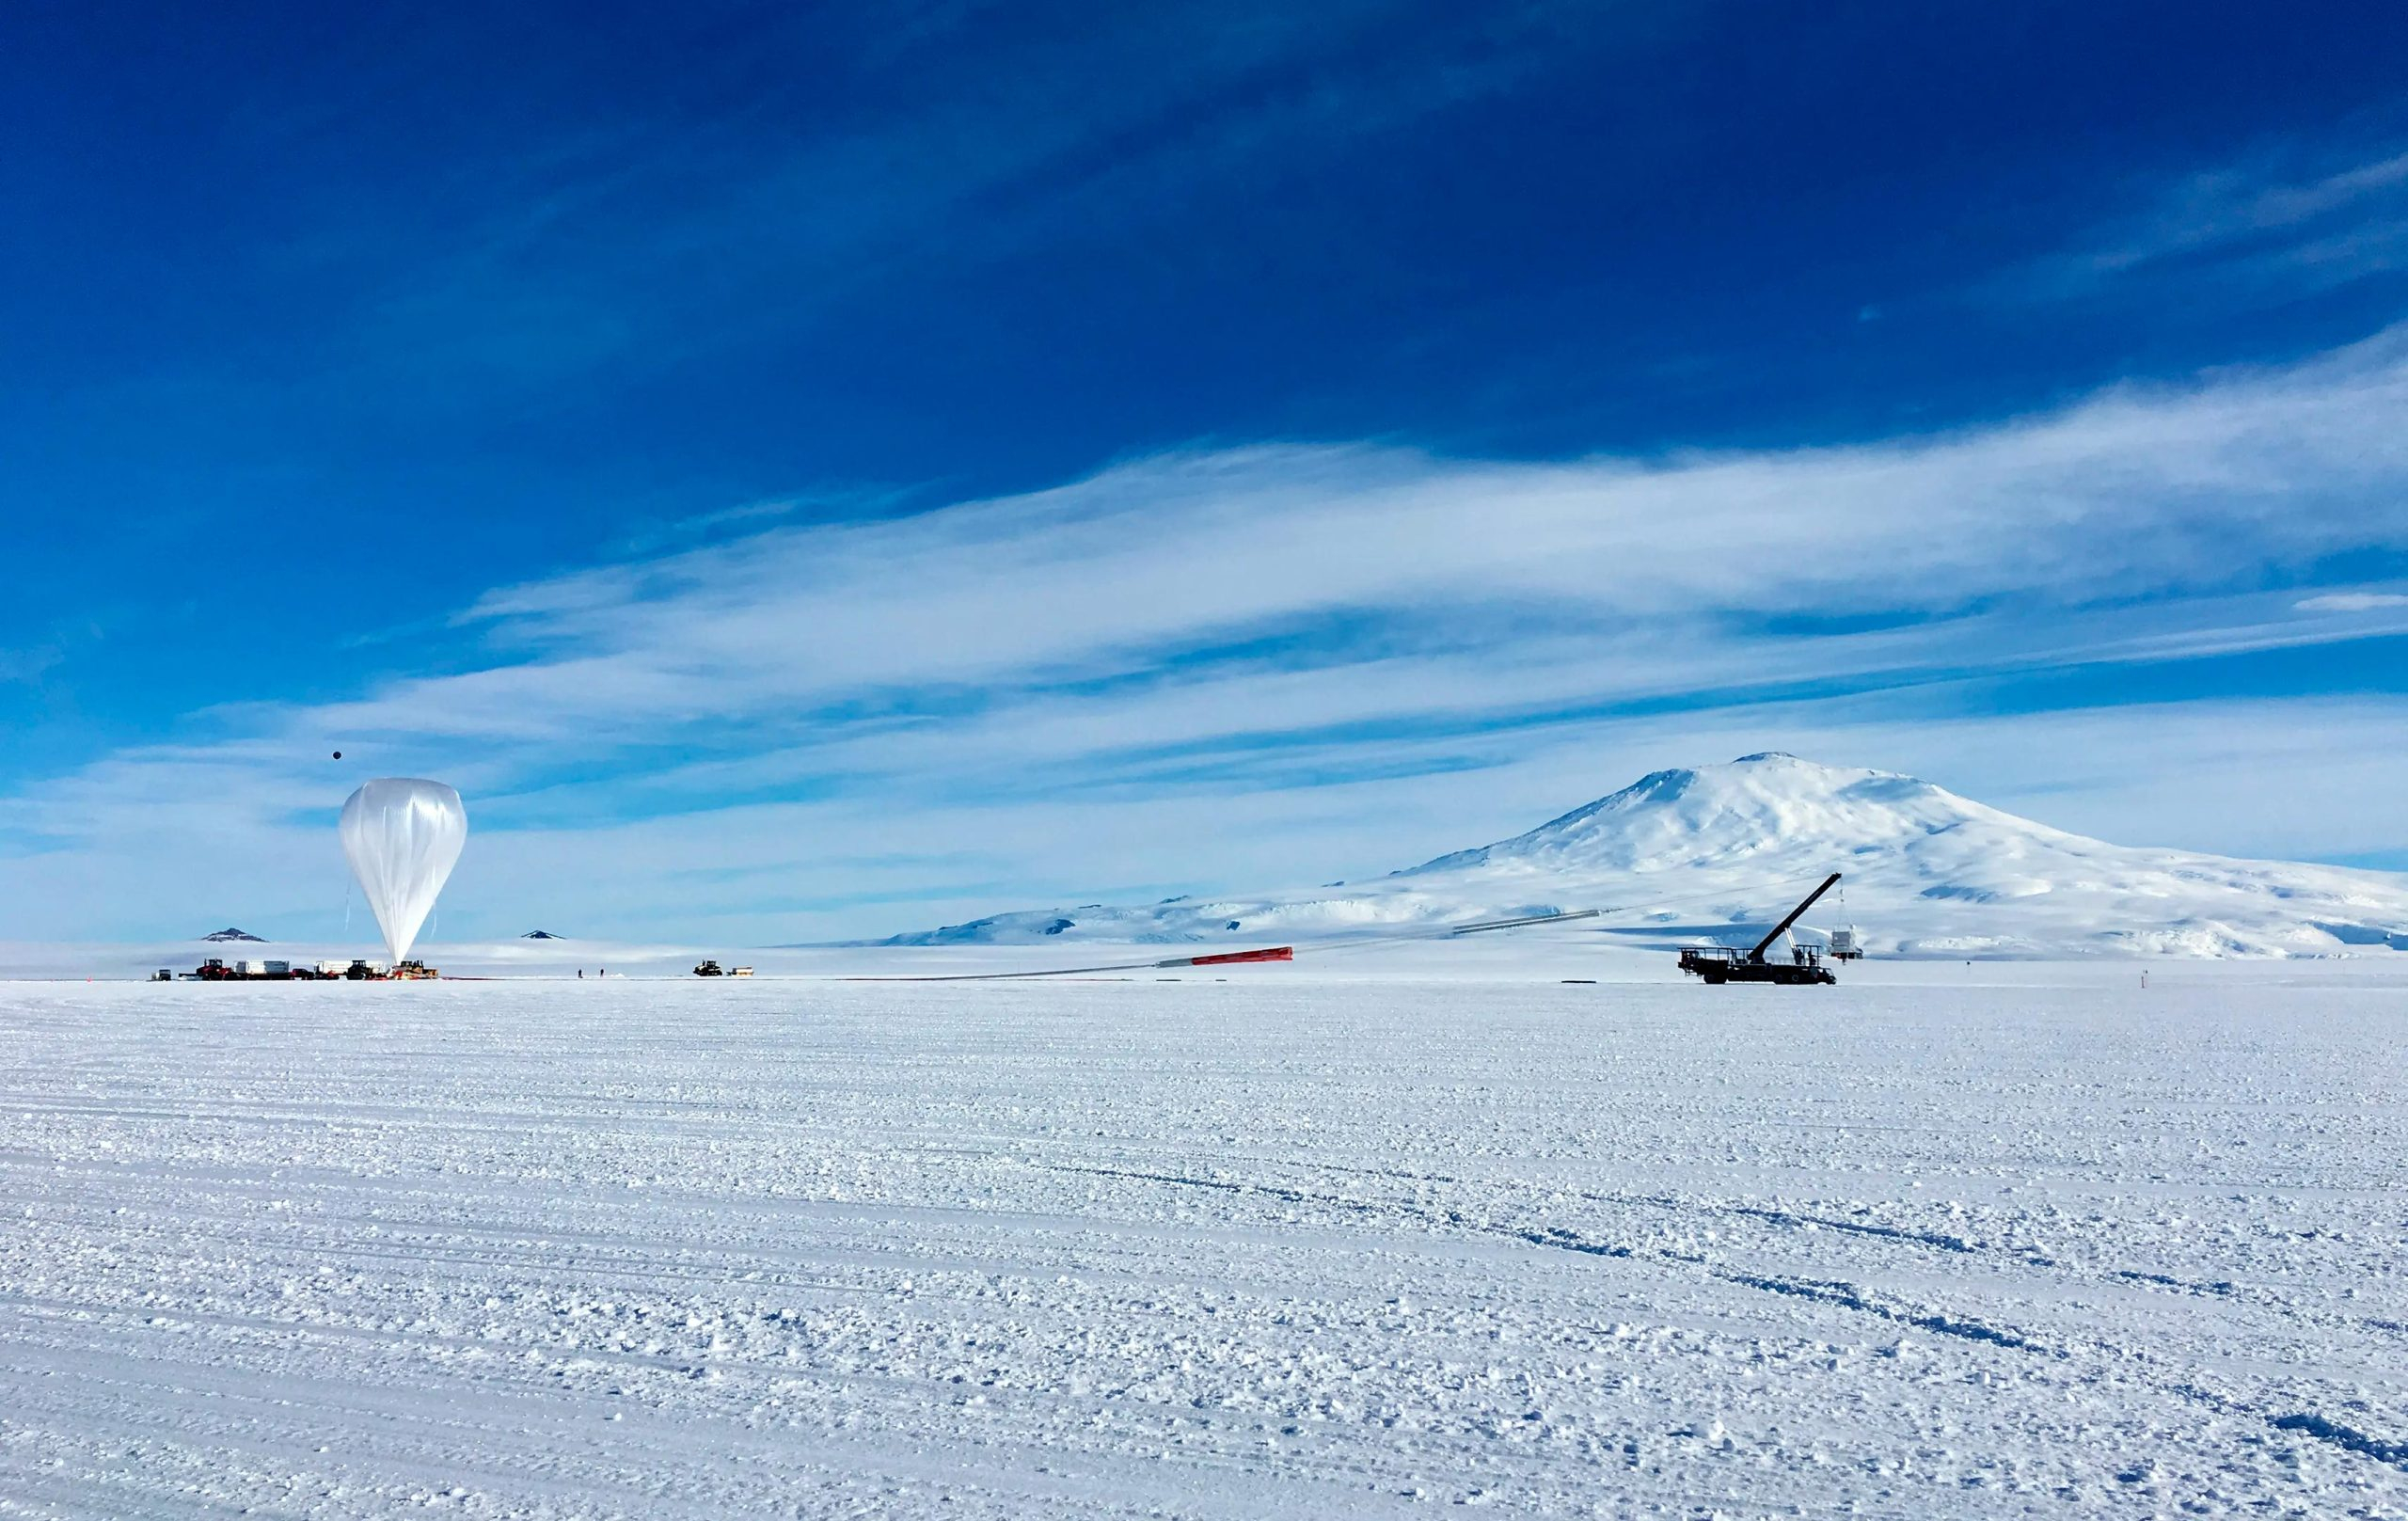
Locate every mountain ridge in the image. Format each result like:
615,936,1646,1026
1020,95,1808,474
875,754,2408,959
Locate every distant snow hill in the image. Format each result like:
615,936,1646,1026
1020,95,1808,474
881,753,2408,959
199,927,266,943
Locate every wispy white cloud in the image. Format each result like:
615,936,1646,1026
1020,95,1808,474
6,330,2408,941
2016,143,2408,303
428,325,2406,701
268,2,1597,412
2297,591,2408,612
0,645,63,687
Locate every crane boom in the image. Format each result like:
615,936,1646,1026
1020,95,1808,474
1748,872,1842,962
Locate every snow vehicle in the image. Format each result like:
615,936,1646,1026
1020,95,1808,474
185,958,307,981
1678,873,1842,985
694,959,725,976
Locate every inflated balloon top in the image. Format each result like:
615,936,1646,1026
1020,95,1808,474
340,778,467,965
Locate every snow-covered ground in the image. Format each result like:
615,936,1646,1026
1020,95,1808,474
4,963,2406,1517
879,753,2408,959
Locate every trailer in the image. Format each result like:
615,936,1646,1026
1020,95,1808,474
185,957,311,982
1677,873,1843,986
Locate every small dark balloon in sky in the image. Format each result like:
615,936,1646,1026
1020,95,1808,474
332,751,343,759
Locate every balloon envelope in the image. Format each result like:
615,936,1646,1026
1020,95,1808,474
340,779,467,965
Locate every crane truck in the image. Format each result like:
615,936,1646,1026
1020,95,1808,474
1677,872,1844,985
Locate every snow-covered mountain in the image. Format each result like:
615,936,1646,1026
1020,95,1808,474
882,753,2408,959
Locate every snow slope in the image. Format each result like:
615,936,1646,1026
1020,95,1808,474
883,753,2408,959
6,969,2407,1516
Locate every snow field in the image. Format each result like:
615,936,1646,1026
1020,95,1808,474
880,754,2408,959
2,972,2405,1517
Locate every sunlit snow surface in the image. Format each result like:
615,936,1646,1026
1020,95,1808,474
4,959,2406,1516
877,754,2408,959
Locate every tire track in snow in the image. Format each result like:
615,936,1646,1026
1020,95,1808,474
2266,1413,2408,1468
1700,1270,2046,1352
1042,1161,2408,1478
1038,1163,2045,1350
1169,1150,2399,1340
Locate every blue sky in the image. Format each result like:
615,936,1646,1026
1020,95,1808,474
6,1,2408,942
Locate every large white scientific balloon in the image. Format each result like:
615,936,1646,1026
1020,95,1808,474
340,778,467,965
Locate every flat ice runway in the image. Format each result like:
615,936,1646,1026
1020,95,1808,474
3,964,2404,1517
